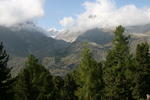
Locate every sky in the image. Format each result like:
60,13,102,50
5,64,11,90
0,0,150,30
37,0,89,29
37,0,150,30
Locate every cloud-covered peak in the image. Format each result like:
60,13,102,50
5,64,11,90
47,27,60,38
0,0,45,27
48,27,58,32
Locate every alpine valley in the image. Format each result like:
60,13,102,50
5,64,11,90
1,22,150,76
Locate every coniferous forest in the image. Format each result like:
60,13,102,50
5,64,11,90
0,26,150,100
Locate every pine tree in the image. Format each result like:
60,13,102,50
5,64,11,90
14,55,54,100
104,26,134,100
63,73,78,100
0,42,13,100
76,44,104,100
133,43,150,99
51,76,64,100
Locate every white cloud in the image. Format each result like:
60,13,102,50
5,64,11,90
48,27,58,32
60,0,150,30
0,0,45,26
59,17,75,28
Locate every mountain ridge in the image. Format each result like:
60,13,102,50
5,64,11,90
1,23,150,76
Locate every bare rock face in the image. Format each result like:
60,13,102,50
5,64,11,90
56,29,84,42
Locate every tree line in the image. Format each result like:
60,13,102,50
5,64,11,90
0,26,150,100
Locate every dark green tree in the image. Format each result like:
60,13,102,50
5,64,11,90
104,26,134,100
63,73,78,100
132,43,150,99
14,55,54,100
51,76,64,100
0,42,13,100
76,44,104,100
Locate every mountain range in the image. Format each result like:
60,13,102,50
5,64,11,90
0,23,150,76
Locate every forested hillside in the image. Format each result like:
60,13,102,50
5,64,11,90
0,26,150,100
